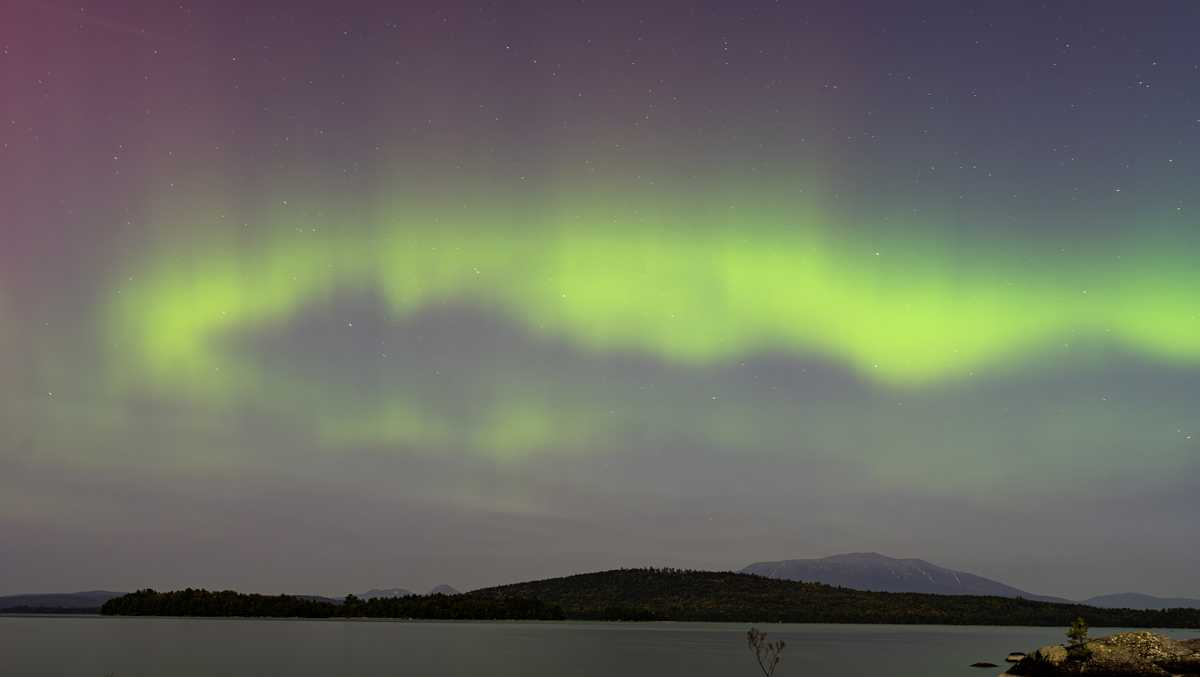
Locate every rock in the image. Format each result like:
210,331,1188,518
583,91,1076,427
1006,652,1026,663
1007,632,1200,676
1031,644,1068,666
970,661,999,667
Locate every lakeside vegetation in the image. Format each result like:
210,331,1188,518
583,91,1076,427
100,589,563,620
0,606,104,614
101,568,1200,627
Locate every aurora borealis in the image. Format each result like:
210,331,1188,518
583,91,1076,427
3,1,1199,599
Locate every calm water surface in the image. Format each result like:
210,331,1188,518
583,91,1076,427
3,616,1196,677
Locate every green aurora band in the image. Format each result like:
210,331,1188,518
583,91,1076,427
103,191,1198,454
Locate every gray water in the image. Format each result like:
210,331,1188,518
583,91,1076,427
2,616,1196,677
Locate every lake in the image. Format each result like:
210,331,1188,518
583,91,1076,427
3,616,1197,677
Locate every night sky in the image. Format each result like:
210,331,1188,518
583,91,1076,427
2,1,1198,599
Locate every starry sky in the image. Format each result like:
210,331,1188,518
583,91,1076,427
2,0,1198,599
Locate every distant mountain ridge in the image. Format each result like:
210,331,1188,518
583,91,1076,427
0,591,125,612
742,552,1070,603
357,588,414,600
1085,593,1200,610
357,585,458,599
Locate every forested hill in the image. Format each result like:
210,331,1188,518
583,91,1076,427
468,569,1200,626
101,569,1200,627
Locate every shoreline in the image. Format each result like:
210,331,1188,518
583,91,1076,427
4,614,1200,633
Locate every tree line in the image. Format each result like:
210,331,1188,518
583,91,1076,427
101,588,564,620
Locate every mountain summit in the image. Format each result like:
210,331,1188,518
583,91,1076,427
742,552,1067,602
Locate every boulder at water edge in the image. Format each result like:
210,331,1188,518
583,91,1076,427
1005,631,1200,676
